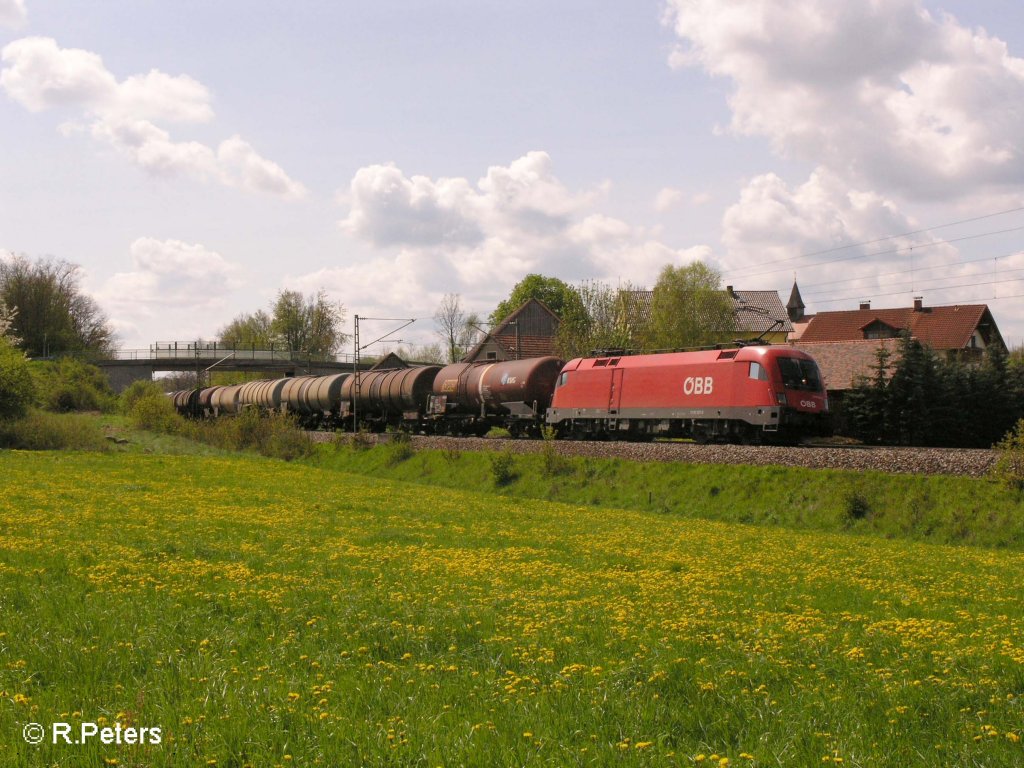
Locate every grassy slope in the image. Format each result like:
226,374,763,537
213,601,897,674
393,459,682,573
313,442,1024,551
1,450,1023,766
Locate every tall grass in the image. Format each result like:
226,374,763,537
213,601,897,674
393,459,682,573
0,409,110,451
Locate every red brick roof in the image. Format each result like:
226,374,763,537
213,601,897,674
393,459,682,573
798,304,991,348
790,340,901,391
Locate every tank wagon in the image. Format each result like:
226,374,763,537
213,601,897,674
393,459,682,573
338,367,441,431
547,346,828,443
428,356,562,436
167,346,831,444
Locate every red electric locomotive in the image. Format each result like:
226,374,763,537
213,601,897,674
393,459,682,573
546,346,829,443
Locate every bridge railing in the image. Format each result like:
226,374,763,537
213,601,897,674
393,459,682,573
109,342,357,364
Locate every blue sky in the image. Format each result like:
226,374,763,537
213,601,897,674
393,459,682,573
2,0,1023,352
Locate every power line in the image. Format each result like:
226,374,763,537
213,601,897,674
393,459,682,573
721,203,1024,276
798,249,1024,292
733,224,1024,281
806,272,1024,307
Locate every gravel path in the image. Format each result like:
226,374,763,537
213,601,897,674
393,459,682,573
316,432,997,477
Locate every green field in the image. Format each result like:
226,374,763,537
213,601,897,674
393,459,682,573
1,448,1023,766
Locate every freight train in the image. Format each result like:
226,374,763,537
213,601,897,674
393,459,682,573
170,345,830,444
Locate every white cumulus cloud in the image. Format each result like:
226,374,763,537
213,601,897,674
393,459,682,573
315,153,720,327
0,36,305,198
663,0,1024,198
97,238,244,341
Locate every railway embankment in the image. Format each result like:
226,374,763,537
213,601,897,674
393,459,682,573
314,436,1024,551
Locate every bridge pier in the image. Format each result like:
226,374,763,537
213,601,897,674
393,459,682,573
101,364,155,393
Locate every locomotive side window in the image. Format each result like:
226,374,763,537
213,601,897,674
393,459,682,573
749,362,768,381
777,357,823,391
558,372,569,387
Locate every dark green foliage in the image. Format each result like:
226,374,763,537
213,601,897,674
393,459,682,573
489,450,517,486
842,337,1023,447
0,337,35,421
31,357,116,413
844,492,871,523
0,255,115,357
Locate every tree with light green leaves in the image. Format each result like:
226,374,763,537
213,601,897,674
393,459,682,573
0,302,34,421
219,290,348,357
643,262,734,350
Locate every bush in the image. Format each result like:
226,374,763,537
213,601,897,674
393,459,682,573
540,440,572,477
0,409,109,451
0,338,35,421
490,450,517,486
991,418,1024,491
844,492,871,523
32,357,115,413
383,431,415,466
120,379,166,414
130,392,181,434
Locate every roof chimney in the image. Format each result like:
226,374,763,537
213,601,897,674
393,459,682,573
859,300,871,310
726,285,735,297
913,296,923,311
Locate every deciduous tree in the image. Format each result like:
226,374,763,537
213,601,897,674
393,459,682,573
644,263,734,350
0,255,115,357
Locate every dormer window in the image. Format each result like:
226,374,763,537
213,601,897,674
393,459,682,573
861,319,899,340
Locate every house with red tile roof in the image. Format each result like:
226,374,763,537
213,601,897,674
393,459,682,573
794,297,1004,357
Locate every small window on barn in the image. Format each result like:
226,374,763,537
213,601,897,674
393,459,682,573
749,362,768,381
486,351,498,360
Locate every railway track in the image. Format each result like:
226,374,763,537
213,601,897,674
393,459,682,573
316,432,997,478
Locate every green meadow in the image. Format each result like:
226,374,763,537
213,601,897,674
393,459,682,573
0,443,1022,766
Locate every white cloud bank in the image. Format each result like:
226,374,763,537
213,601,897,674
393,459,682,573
664,0,1024,199
0,0,26,30
288,152,712,324
0,37,306,198
97,238,244,341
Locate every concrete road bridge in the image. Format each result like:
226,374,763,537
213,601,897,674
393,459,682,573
97,341,373,391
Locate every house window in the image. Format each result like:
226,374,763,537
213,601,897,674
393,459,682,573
486,351,497,360
862,320,899,340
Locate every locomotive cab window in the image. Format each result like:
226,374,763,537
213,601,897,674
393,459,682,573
749,362,768,381
557,372,569,387
777,357,823,391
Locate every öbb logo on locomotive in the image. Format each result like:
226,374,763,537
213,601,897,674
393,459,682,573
170,345,830,444
682,376,714,396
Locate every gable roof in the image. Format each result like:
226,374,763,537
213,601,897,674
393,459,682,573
798,304,997,348
622,289,794,335
462,298,560,361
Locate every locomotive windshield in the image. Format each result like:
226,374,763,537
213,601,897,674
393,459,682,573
777,357,823,392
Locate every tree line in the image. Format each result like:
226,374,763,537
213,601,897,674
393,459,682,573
842,335,1024,447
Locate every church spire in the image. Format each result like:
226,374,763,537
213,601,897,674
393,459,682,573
787,279,805,322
